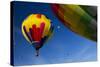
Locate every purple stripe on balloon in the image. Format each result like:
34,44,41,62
28,31,33,42
23,26,32,42
29,28,34,41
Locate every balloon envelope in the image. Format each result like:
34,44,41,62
52,4,97,41
22,14,54,56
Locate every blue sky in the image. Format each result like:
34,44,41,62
12,1,97,66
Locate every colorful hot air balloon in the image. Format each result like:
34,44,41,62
22,14,54,56
52,4,97,41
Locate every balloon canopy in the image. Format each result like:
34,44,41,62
22,14,54,56
52,4,97,41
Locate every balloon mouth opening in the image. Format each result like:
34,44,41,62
32,41,40,44
31,41,41,48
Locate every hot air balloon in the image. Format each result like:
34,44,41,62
22,14,54,56
52,4,97,41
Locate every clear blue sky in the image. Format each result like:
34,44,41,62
12,1,97,66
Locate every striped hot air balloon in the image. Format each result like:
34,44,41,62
52,4,97,41
22,14,54,56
